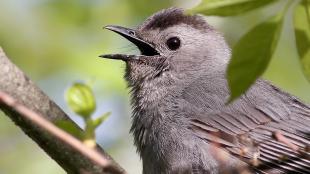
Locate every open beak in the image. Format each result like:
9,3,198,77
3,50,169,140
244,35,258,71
99,25,159,61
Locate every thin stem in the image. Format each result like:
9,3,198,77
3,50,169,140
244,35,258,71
83,118,97,148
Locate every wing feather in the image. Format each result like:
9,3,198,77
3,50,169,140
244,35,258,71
183,77,310,173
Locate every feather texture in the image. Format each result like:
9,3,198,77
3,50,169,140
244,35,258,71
185,77,310,173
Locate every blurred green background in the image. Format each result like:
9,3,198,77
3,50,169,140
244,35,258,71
0,0,309,174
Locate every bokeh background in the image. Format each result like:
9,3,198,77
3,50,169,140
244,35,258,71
0,0,309,174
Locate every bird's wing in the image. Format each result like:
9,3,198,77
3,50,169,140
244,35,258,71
182,77,310,173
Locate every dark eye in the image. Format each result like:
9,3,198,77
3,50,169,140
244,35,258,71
166,37,181,50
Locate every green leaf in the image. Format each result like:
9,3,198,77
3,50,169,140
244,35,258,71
92,112,111,128
294,0,310,81
82,112,110,142
55,120,83,139
188,0,278,16
227,15,283,102
65,82,96,118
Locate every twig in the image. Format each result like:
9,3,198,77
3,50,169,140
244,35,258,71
0,91,124,173
0,47,126,174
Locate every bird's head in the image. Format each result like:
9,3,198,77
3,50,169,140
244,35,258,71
100,8,230,88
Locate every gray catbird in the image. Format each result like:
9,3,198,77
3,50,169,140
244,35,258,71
100,8,310,174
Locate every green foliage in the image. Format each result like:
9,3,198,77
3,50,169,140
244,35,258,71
190,0,310,102
64,82,110,147
39,0,92,26
294,0,310,81
189,0,278,16
227,15,283,102
92,112,111,128
65,83,96,118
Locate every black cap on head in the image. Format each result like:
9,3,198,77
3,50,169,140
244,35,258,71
139,8,211,31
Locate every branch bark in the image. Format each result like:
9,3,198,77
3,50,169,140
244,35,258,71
0,47,126,174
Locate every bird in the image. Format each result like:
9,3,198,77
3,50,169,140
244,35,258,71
100,8,310,174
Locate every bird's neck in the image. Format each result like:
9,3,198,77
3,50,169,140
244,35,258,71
129,80,173,153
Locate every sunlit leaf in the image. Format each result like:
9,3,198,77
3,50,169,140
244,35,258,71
65,82,96,118
55,120,83,139
294,0,310,81
92,112,111,128
227,15,283,102
188,0,278,16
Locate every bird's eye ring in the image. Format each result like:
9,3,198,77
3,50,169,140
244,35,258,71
166,37,181,50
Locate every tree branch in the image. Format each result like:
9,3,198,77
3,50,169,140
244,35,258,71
0,47,126,174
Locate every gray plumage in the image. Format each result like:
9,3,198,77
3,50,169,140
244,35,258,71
101,8,310,174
